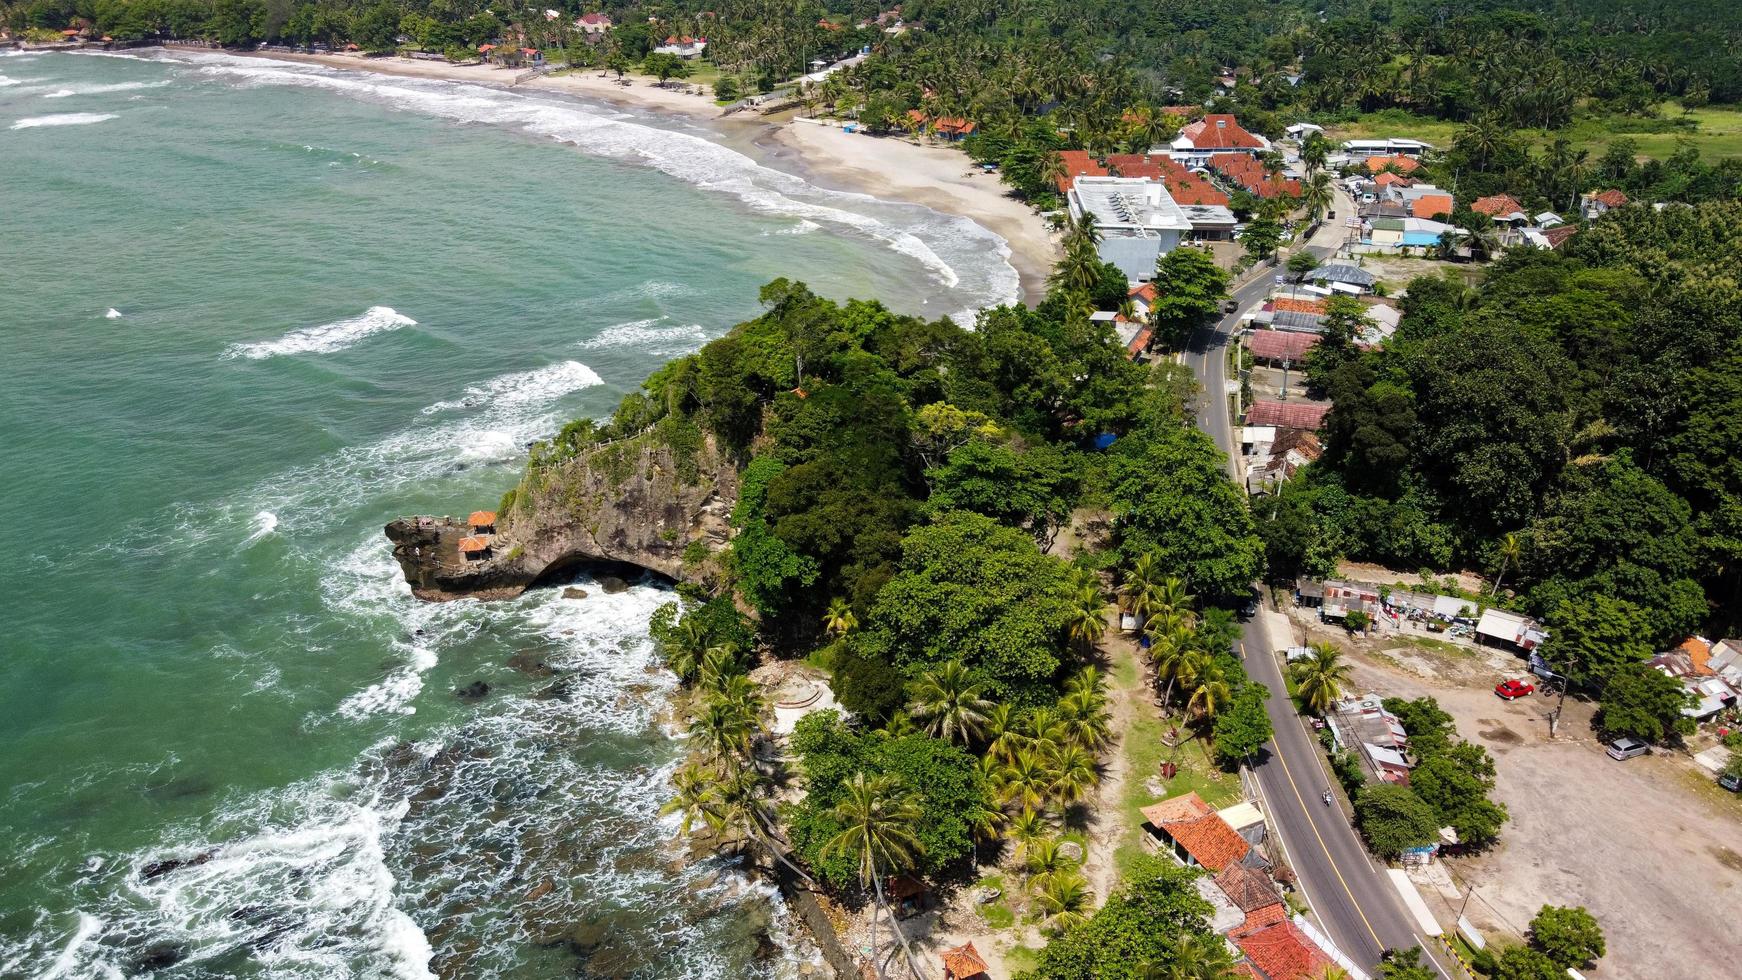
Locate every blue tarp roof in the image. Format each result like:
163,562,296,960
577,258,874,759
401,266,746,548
1092,433,1118,450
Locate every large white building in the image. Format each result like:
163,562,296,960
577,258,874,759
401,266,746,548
1067,177,1193,281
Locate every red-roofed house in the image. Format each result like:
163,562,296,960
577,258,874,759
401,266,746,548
1171,114,1270,166
576,11,612,40
1365,154,1421,174
1247,330,1319,365
1581,188,1629,219
1246,400,1330,430
1410,193,1453,219
1158,809,1251,871
941,941,991,979
1471,194,1528,222
1540,224,1579,250
654,35,708,58
933,116,976,141
1128,282,1159,315
1233,919,1334,980
1053,149,1109,193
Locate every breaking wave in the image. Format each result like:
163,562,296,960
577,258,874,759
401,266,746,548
42,79,171,98
223,306,416,360
173,51,1018,313
420,360,604,415
578,317,708,357
9,112,118,129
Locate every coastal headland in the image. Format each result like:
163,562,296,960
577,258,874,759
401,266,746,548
204,47,1059,304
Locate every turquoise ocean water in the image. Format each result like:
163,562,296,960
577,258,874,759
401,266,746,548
0,48,1016,978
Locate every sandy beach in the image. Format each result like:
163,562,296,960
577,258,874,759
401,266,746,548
759,121,1058,301
203,49,1056,303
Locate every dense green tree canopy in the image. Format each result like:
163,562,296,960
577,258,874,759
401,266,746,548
1354,783,1440,860
1110,422,1264,601
1528,905,1606,969
1018,854,1216,980
858,511,1075,704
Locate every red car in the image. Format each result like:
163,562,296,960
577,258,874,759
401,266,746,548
1495,678,1535,700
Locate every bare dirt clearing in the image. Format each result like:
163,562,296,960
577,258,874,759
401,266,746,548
1338,648,1741,978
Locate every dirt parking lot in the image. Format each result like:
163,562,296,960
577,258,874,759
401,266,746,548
1336,643,1742,978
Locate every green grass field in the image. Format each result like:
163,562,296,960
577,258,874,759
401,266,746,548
1113,707,1240,879
1326,103,1742,161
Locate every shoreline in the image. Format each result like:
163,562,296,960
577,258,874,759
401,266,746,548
178,47,1055,305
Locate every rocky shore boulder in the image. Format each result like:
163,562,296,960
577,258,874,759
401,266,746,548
385,429,737,602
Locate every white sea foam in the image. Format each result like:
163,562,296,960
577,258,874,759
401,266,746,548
41,79,170,98
578,317,708,357
242,510,278,546
421,360,604,415
765,219,822,236
9,112,118,130
0,73,18,86
223,306,416,359
178,53,1020,311
104,307,122,319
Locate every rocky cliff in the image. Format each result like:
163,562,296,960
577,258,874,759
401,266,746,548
386,429,738,602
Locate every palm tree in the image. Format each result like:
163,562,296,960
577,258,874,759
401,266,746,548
688,697,756,773
1005,807,1049,862
1065,666,1106,705
822,597,857,637
996,750,1053,813
698,643,745,691
1040,150,1067,193
1303,171,1334,223
666,616,711,681
1048,744,1099,806
1024,835,1068,884
1136,934,1239,979
907,661,995,745
1290,642,1353,716
1032,869,1090,931
660,763,720,837
1058,690,1111,751
1490,532,1522,598
711,767,817,886
822,772,926,980
1185,660,1232,724
1066,583,1111,651
982,703,1024,764
1148,623,1197,711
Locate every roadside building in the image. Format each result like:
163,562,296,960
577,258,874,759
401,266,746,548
1232,918,1335,980
1333,693,1413,785
1245,400,1329,430
1303,262,1377,295
1474,608,1548,654
1246,429,1321,494
1319,580,1380,622
1341,137,1433,160
1246,329,1318,366
1140,792,1254,872
1066,176,1194,281
1365,153,1421,175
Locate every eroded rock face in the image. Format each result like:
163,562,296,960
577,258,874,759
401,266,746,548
386,432,737,602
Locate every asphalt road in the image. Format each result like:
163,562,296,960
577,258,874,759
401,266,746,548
1181,203,1458,978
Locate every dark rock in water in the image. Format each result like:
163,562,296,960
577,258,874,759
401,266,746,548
455,681,491,700
567,920,609,952
143,774,214,801
598,575,630,594
535,676,575,702
562,587,589,600
140,848,218,881
586,936,657,977
506,651,556,679
131,941,187,971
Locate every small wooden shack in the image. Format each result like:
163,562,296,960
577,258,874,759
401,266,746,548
469,510,497,534
457,535,492,561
